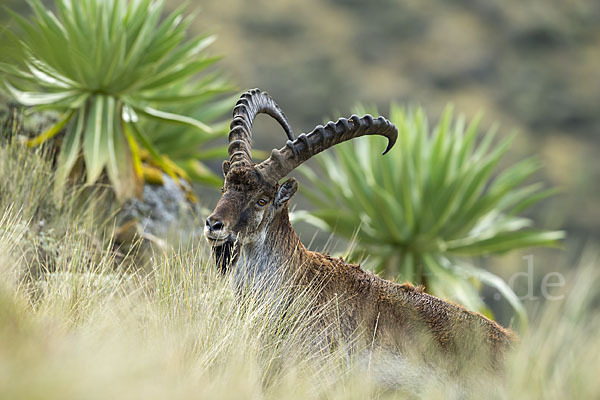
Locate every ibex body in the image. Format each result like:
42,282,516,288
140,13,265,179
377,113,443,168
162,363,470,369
205,89,514,389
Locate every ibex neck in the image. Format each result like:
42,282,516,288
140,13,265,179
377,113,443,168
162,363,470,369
233,209,306,290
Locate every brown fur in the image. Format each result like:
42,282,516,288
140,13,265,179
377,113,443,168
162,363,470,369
205,164,515,382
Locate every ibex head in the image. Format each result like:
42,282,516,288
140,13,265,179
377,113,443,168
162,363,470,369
205,89,397,271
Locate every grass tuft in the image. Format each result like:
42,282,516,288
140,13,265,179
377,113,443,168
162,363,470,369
0,138,598,399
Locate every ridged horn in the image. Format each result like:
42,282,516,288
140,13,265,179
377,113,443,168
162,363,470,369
256,114,397,183
228,89,294,169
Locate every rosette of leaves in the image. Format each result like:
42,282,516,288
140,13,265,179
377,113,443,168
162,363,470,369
139,81,237,187
296,104,564,325
0,0,233,200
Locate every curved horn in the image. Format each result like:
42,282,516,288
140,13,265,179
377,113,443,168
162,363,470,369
228,89,294,168
256,114,397,183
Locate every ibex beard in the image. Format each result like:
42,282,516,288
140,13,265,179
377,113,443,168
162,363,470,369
205,89,516,394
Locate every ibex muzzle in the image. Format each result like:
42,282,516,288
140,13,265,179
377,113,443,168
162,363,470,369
205,89,515,390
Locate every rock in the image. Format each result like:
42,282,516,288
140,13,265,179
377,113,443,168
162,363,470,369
117,173,205,248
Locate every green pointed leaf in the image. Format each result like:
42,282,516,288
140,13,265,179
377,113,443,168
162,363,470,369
54,108,85,200
122,116,144,184
180,159,222,187
0,0,244,192
124,120,178,180
83,95,108,184
448,260,528,329
137,57,221,91
137,86,235,104
448,230,565,254
132,104,213,133
27,109,74,147
0,62,35,81
188,145,229,161
424,255,487,313
300,104,562,326
106,103,137,200
5,83,80,106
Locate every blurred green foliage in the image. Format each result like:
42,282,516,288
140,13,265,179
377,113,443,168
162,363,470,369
0,0,233,200
140,82,237,188
297,105,564,325
0,135,598,399
194,0,600,247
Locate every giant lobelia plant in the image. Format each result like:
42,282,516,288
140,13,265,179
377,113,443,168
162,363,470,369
296,104,564,325
0,0,232,200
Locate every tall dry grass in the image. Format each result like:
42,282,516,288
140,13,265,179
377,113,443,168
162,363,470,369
0,141,599,399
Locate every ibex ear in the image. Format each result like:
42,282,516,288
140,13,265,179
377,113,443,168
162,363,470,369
222,160,230,176
274,178,298,208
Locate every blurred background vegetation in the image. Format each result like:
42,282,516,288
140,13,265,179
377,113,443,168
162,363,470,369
189,0,597,324
1,0,598,320
0,0,599,397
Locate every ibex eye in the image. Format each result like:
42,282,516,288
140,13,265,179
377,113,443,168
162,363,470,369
256,198,268,207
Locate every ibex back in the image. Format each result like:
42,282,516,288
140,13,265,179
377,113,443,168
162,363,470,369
205,89,515,390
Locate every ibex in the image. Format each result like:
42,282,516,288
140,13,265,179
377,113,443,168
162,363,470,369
205,89,514,390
